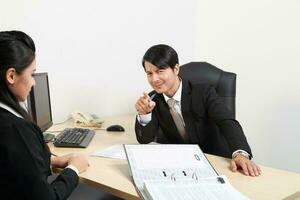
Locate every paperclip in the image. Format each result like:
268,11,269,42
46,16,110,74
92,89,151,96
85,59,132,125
217,177,225,184
170,173,176,181
192,172,198,180
162,171,167,177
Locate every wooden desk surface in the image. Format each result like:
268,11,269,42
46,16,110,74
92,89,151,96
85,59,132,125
49,114,300,200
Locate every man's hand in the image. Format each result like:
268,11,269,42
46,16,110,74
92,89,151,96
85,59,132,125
230,155,261,176
135,92,156,115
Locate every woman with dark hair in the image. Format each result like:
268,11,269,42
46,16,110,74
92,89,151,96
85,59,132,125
0,31,89,199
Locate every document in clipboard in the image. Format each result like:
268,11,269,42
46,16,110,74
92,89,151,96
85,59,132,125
124,144,249,200
143,175,249,200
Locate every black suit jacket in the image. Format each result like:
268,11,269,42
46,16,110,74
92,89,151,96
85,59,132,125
135,80,252,158
0,108,78,200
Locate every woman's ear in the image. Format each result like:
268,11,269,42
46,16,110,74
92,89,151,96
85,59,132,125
6,68,17,85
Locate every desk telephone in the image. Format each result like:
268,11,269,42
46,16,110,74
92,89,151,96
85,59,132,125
71,111,104,127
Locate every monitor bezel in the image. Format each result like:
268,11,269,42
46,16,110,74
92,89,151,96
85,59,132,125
27,72,53,132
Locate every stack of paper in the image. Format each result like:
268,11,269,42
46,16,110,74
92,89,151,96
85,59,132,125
143,176,249,200
124,144,249,200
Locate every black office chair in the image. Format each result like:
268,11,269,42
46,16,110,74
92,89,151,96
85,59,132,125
179,62,236,118
157,62,237,158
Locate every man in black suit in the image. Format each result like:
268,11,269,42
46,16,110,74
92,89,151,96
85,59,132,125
135,44,261,176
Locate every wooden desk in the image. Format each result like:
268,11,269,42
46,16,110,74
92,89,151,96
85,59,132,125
49,114,300,200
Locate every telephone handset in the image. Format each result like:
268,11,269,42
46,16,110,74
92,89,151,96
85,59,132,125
71,111,104,127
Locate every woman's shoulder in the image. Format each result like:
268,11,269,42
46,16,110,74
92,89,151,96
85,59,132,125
0,108,40,137
0,108,44,154
0,108,28,127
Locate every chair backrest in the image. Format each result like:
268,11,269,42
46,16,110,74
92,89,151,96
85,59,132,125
179,62,236,118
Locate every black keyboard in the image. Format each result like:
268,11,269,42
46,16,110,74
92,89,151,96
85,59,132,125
53,128,95,148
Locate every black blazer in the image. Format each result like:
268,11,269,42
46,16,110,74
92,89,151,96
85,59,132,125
0,108,78,200
135,80,252,158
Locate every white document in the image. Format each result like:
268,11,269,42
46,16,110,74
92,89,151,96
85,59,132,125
127,145,209,170
124,144,221,200
91,145,126,160
143,176,249,200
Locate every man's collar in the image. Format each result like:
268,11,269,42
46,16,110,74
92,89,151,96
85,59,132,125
0,102,24,119
163,79,182,103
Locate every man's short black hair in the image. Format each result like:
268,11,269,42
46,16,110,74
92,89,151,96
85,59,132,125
142,44,179,70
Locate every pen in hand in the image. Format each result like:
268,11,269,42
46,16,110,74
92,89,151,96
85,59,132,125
150,93,156,100
135,92,156,115
144,92,156,110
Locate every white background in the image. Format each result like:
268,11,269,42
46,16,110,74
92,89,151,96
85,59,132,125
195,0,300,173
1,0,196,120
1,0,299,173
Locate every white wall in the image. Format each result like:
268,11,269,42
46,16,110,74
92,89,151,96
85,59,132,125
1,0,196,121
195,0,300,173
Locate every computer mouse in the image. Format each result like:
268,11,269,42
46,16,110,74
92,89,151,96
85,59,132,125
106,124,125,132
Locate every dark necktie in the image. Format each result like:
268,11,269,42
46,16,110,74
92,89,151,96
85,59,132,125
167,98,188,142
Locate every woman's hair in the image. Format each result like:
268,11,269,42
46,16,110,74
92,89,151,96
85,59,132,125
0,31,36,120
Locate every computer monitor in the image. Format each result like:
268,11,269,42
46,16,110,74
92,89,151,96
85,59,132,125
27,72,53,132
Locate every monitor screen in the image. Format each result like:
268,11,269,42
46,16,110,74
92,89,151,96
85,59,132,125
27,72,53,132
